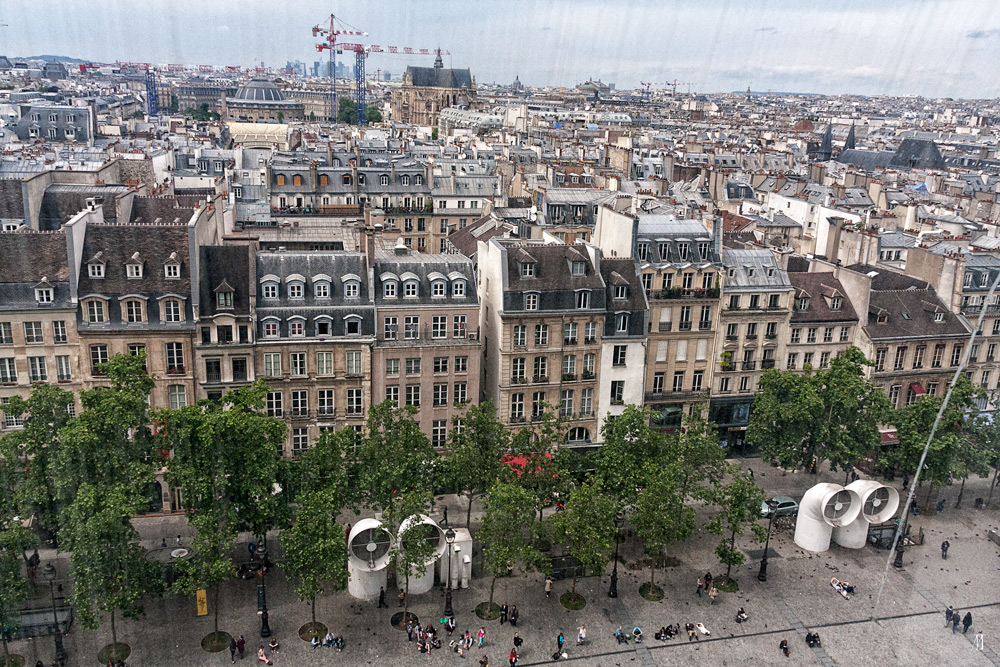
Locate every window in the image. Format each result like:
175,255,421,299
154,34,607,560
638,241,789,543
345,317,361,336
35,288,53,304
432,281,446,297
292,428,309,452
576,291,590,309
874,348,887,372
616,313,629,333
932,344,944,368
613,345,627,366
127,263,143,279
520,262,536,278
637,243,649,261
807,327,817,344
124,299,144,323
24,322,43,344
749,295,760,310
165,263,180,279
288,282,304,299
683,273,694,289
344,281,360,298
433,383,448,406
513,325,526,347
290,389,309,417
163,299,182,323
264,353,281,377
719,376,730,392
432,420,447,447
266,391,283,417
824,327,834,343
560,389,575,416
288,352,305,376
511,393,524,420
533,356,548,381
677,243,689,261
314,282,329,299
888,385,901,407
432,315,447,339
652,372,664,393
796,297,810,311
1,398,23,428
86,300,106,323
830,296,842,310
289,320,305,337
739,376,750,392
820,352,830,369
262,283,278,299
672,371,685,392
347,389,363,415
525,293,538,311
571,261,586,276
168,385,187,410
583,353,595,376
951,344,963,367
452,280,466,297
692,370,704,392
580,388,593,416
585,322,597,343
406,358,421,375
404,316,419,340
803,352,814,367
927,382,938,396
532,391,546,418
453,315,467,338
787,353,797,370
768,294,780,309
263,321,279,338
455,356,467,373
166,342,184,372
88,263,104,278
840,326,850,342
894,347,907,371
512,357,526,382
28,357,46,382
346,351,362,375
912,346,925,369
729,295,740,309
405,385,421,407
315,319,332,336
404,281,418,297
384,316,398,340
0,323,10,345
0,358,15,384
454,382,467,404
385,385,399,405
384,281,397,298
746,322,758,339
386,358,400,375
534,324,549,347
55,355,71,381
641,274,652,295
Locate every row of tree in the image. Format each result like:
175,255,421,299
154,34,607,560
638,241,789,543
747,347,1000,509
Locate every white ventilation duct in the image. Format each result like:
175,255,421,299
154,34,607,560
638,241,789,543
793,483,862,553
347,518,393,600
831,480,900,549
397,514,447,595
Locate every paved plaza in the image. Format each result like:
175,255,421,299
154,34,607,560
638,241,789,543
9,461,1000,666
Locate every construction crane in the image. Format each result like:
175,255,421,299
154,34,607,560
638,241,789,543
145,70,159,117
337,44,449,126
313,15,367,123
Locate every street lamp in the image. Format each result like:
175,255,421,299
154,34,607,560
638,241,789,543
893,502,911,569
444,528,456,617
758,499,779,582
608,511,625,598
42,563,67,664
255,544,272,638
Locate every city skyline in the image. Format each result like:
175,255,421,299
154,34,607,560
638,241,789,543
2,0,999,98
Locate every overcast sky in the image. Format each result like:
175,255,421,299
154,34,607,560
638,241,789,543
3,0,1000,98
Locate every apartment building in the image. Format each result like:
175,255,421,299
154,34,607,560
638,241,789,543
712,249,793,447
430,173,495,253
372,244,481,446
478,240,604,445
0,232,82,432
254,251,375,456
785,272,859,371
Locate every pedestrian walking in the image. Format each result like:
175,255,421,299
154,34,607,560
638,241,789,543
229,636,238,663
945,606,954,628
510,605,519,627
513,633,523,649
709,585,718,604
443,506,449,527
963,612,973,634
696,577,703,597
545,577,553,598
478,627,486,647
941,540,950,560
398,588,406,607
557,632,564,652
577,625,586,645
500,602,508,624
379,586,388,608
953,610,961,634
779,639,790,657
237,635,246,660
509,647,518,666
406,620,414,642
704,572,712,589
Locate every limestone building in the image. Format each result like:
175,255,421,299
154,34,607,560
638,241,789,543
390,54,475,126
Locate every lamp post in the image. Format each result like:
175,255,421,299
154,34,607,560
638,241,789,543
893,502,910,569
608,511,625,598
444,528,456,617
256,543,272,638
757,499,779,582
42,563,67,664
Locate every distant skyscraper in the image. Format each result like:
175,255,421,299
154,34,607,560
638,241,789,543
383,71,391,82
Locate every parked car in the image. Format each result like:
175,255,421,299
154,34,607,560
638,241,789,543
761,496,799,518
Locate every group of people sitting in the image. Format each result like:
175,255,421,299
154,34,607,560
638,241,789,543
417,625,443,653
310,631,345,650
805,632,822,648
450,629,477,656
735,608,748,624
614,626,643,643
830,577,855,599
650,622,709,641
655,624,680,640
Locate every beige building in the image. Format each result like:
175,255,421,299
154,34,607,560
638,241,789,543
390,55,476,126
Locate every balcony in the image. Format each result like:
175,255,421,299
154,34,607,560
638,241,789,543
720,363,736,372
745,334,758,341
658,322,672,332
166,366,186,376
741,361,757,371
584,337,597,345
562,373,576,381
581,371,595,380
511,376,527,385
317,408,335,417
658,287,720,300
233,371,248,382
346,407,364,416
206,372,222,383
290,408,309,417
563,338,577,346
533,375,549,384
559,409,573,418
725,335,738,341
509,415,526,424
678,321,692,331
765,333,778,340
698,322,712,331
578,410,594,418
761,359,776,369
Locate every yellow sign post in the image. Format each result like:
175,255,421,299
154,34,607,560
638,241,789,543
196,589,208,616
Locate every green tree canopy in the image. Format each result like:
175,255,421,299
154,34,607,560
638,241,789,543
0,453,35,665
445,400,512,527
670,413,728,502
597,405,667,506
477,481,545,610
552,480,617,596
383,488,435,621
632,462,695,590
706,471,767,582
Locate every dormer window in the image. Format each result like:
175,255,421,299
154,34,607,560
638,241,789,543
217,291,233,309
830,296,842,310
289,318,305,337
123,298,145,323
401,175,410,186
342,174,352,185
525,293,538,310
165,263,180,279
616,313,630,332
796,297,810,311
982,273,990,287
614,285,628,300
934,312,944,323
452,280,466,297
964,272,973,288
571,261,586,276
384,281,397,298
344,281,360,298
637,243,649,261
521,262,536,278
658,243,669,259
345,316,362,336
126,253,143,279
766,267,775,278
262,282,278,299
432,281,446,297
292,174,303,186
404,281,418,297
677,243,689,261
35,287,53,304
380,174,389,186
698,241,710,257
88,262,105,278
287,282,304,299
747,267,756,278
877,312,888,323
575,291,590,309
414,175,423,185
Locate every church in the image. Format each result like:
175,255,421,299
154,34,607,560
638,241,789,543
390,53,476,126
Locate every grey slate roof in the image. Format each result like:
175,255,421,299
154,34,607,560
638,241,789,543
199,245,253,317
502,244,607,314
373,250,478,306
865,289,967,341
0,231,71,311
600,258,648,338
788,273,858,324
406,66,473,89
721,249,791,291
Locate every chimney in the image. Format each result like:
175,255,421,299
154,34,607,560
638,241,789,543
363,225,376,269
326,143,333,166
425,162,434,188
832,183,846,201
450,171,457,191
390,160,397,183
309,161,318,190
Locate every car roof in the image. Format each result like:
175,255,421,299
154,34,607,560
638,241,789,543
772,496,797,504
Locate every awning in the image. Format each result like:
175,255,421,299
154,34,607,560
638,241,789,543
880,431,898,444
909,383,926,395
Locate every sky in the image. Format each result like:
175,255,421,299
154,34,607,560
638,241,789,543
3,0,1000,98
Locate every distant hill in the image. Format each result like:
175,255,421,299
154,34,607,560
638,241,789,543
14,55,90,64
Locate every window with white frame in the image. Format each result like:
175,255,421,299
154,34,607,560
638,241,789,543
576,291,590,309
289,320,305,337
290,352,306,375
28,357,46,382
384,316,398,340
266,391,283,417
0,323,11,346
314,281,330,298
432,281,446,297
452,280,466,297
291,390,308,416
383,280,397,298
0,358,16,384
317,389,335,415
345,281,360,298
432,315,447,339
346,350,362,375
163,299,182,323
168,385,187,409
262,282,278,299
165,263,180,279
86,300,106,323
404,281,418,297
23,322,43,344
525,293,538,310
292,428,309,452
126,262,143,279
124,299,144,323
56,355,71,381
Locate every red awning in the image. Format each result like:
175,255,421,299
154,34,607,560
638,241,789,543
880,431,898,444
910,383,926,395
502,452,552,478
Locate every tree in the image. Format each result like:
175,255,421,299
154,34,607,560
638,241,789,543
309,111,316,122
0,454,35,666
669,413,727,502
888,375,982,510
509,405,577,521
748,347,889,475
597,405,667,506
431,127,439,140
157,381,285,639
445,400,512,527
280,428,351,633
477,482,544,612
337,98,357,124
384,489,435,623
632,463,695,595
168,95,179,113
365,106,383,123
67,483,162,657
552,480,617,599
706,472,767,583
972,415,1000,507
1,383,75,546
277,111,284,124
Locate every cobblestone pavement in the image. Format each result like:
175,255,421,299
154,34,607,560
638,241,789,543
8,461,1000,666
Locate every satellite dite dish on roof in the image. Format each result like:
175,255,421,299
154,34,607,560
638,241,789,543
397,514,447,595
794,483,862,553
832,480,900,549
347,518,393,600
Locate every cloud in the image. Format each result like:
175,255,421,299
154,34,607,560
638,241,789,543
967,28,1000,38
217,25,231,33
755,27,777,34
